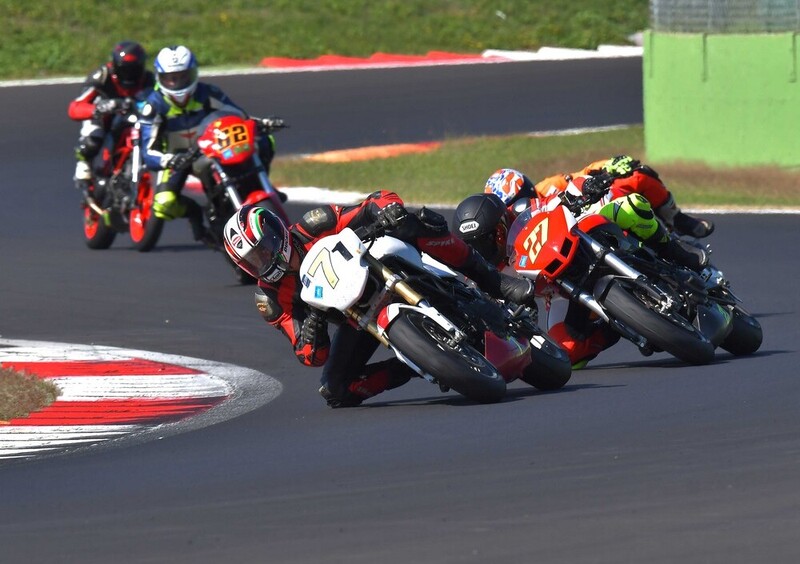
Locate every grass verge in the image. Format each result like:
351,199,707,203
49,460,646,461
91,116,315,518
272,126,800,208
0,367,60,421
1,0,647,80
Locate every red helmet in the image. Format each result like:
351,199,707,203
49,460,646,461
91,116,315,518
111,41,146,91
223,205,293,283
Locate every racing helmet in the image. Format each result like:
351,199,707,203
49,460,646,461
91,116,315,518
110,41,146,90
154,45,198,107
483,168,534,207
223,205,293,284
452,193,510,266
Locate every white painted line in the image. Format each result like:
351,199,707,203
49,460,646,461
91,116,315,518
48,375,229,400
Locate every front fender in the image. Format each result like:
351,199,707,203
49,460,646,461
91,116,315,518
377,302,458,341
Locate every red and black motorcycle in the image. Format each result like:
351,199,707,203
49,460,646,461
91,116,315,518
507,190,725,365
82,99,163,252
185,110,290,283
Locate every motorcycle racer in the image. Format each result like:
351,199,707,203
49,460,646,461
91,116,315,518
139,45,279,243
534,155,715,238
222,191,538,408
67,41,154,197
456,163,712,369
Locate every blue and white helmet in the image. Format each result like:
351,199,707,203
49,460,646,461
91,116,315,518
154,45,198,106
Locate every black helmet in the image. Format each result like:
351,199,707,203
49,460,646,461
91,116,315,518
111,41,146,90
452,193,510,266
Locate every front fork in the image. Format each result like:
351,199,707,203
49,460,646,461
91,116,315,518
557,230,656,350
344,253,466,350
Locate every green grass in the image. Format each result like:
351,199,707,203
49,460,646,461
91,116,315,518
0,0,648,79
273,126,800,208
0,367,60,421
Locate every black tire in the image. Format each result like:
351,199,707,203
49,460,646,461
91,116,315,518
387,310,506,403
520,328,572,391
600,279,715,365
132,216,164,252
83,208,116,250
720,306,762,356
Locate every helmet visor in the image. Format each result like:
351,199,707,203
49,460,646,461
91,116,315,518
115,63,144,86
158,68,198,91
241,225,292,283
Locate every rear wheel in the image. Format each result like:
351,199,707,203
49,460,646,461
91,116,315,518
520,328,572,391
600,279,715,365
83,206,116,250
387,310,506,403
130,176,163,252
720,306,762,356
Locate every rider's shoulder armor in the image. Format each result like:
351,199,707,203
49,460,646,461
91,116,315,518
85,65,109,89
254,286,282,323
416,207,448,233
636,164,661,180
295,206,337,241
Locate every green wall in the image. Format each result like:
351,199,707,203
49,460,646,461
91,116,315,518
644,30,800,167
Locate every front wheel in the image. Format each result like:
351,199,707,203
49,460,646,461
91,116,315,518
600,279,715,365
83,206,116,250
720,306,762,356
130,176,164,252
387,310,506,403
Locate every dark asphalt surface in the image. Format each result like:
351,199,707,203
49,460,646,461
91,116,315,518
1,59,799,564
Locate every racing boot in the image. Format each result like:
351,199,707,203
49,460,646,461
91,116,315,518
655,193,714,238
673,212,715,239
460,247,536,305
183,198,216,249
320,359,415,408
646,222,709,272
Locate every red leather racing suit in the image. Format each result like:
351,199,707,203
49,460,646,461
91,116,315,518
254,191,477,405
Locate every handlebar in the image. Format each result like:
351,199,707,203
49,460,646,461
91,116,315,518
353,221,387,242
557,190,592,215
256,116,289,133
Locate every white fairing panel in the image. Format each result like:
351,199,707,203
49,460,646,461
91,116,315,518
300,228,369,311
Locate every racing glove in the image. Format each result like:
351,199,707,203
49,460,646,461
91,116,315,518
581,173,613,204
295,307,330,366
164,151,195,172
93,98,121,116
377,202,409,230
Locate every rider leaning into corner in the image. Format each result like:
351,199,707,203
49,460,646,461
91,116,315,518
68,40,154,198
139,44,279,244
222,191,538,408
454,158,715,370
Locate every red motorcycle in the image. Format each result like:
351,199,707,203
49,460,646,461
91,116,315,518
507,190,721,365
82,99,163,252
187,110,290,283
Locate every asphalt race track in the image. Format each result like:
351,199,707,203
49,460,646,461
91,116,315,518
1,59,799,563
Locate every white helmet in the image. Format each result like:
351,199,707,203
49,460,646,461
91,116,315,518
154,45,198,106
223,205,293,284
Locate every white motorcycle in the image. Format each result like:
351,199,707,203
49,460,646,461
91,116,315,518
299,223,572,404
